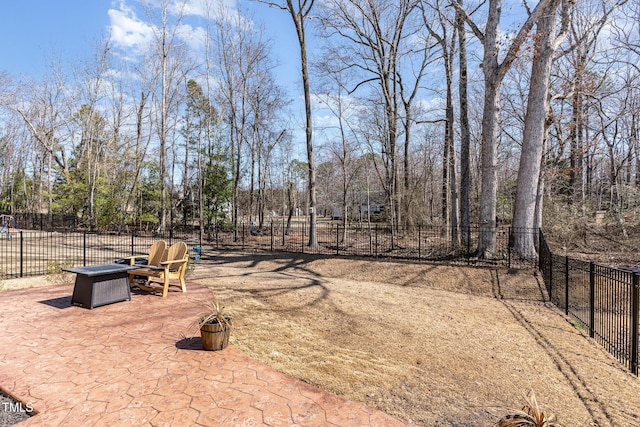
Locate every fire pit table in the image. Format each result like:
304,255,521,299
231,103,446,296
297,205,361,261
64,264,139,309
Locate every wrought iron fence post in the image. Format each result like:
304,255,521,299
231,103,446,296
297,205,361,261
336,223,339,256
390,223,394,252
302,222,305,254
83,231,87,266
548,253,553,301
508,227,512,269
467,226,471,264
242,223,245,251
418,224,421,261
270,222,274,252
565,256,569,315
19,230,24,278
589,261,595,339
131,231,135,256
375,224,378,257
538,229,542,272
632,273,639,375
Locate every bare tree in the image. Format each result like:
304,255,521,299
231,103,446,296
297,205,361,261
248,72,288,229
456,0,471,245
213,5,273,236
314,54,363,240
123,55,156,231
319,0,421,232
74,38,114,231
421,0,458,240
17,62,75,217
142,0,188,234
0,72,20,212
259,0,318,246
454,0,556,257
542,0,629,219
399,8,433,228
610,1,640,189
512,0,572,258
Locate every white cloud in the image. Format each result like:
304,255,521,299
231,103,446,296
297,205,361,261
108,1,221,56
177,0,237,19
176,23,207,51
314,113,340,129
417,97,446,112
108,4,155,52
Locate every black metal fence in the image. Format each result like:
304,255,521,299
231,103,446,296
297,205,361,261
2,220,638,375
539,230,639,375
5,212,80,231
0,221,535,279
212,222,531,263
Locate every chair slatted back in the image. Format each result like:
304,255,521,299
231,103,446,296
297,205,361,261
166,242,188,262
148,240,167,267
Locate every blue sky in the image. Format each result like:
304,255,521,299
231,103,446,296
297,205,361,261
0,0,303,88
0,1,112,77
0,0,311,153
0,0,339,168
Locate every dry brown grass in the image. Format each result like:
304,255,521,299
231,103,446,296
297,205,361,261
190,252,640,427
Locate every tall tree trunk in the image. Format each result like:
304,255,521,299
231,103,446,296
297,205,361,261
569,68,583,204
534,151,545,232
403,104,412,227
285,0,317,246
513,0,568,258
457,0,471,246
455,0,553,257
476,0,503,257
159,31,168,235
513,3,557,258
183,107,191,229
477,76,500,256
444,47,458,243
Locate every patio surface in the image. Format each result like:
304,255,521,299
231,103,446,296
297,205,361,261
0,280,412,426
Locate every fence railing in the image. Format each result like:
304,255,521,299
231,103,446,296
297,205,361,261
0,221,536,279
539,230,639,376
211,222,531,262
5,212,80,231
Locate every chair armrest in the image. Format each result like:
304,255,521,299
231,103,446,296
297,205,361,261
140,265,164,270
160,257,188,267
120,255,149,265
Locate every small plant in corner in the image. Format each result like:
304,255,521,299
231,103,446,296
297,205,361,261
197,298,232,351
569,319,588,332
497,390,565,427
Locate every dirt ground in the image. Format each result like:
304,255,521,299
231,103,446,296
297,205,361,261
2,251,640,426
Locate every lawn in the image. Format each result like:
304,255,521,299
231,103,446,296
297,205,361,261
190,252,640,426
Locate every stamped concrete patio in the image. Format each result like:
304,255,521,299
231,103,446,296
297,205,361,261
0,280,412,426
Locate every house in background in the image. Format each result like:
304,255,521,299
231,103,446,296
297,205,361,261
330,190,387,221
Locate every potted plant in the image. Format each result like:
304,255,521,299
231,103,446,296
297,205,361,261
197,299,232,351
497,390,565,427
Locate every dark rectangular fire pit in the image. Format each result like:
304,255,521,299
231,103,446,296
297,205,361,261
64,264,138,309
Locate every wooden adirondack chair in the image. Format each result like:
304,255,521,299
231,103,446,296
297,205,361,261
128,242,188,298
121,240,167,267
